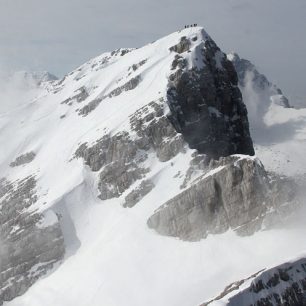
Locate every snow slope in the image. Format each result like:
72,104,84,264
1,27,306,306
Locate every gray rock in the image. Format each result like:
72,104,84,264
171,55,187,71
98,160,148,200
169,36,191,53
124,180,155,208
75,132,148,200
10,152,36,167
75,132,139,172
108,75,141,98
129,59,147,72
61,86,89,105
129,99,186,162
0,177,65,305
78,76,141,116
75,99,186,203
78,98,103,116
147,156,298,241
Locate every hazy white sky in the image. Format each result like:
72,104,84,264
0,0,305,98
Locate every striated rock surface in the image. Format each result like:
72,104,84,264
147,156,297,241
202,257,306,306
75,99,185,201
167,32,255,159
0,177,65,305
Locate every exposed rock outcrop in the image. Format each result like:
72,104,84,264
98,159,148,200
0,177,65,305
78,76,141,116
202,257,306,306
61,86,89,105
169,36,191,53
124,180,155,208
129,100,186,162
147,156,297,241
75,99,185,201
10,152,36,167
167,32,255,159
128,59,147,74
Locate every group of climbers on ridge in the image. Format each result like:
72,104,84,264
184,24,197,28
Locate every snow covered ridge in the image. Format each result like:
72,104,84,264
0,27,304,306
202,255,306,306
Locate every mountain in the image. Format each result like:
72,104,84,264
228,52,291,109
228,52,306,177
10,71,58,84
0,71,57,113
202,255,306,306
0,27,305,306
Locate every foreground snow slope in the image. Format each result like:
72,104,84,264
1,27,305,306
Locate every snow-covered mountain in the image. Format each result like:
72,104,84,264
202,255,306,306
0,27,305,306
0,71,57,113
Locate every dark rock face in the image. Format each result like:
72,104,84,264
167,34,255,159
147,156,298,241
169,36,191,53
0,177,65,305
202,257,306,306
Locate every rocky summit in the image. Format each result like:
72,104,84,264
167,32,254,158
0,27,304,306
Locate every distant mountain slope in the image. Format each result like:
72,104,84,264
0,70,57,113
202,255,306,306
228,52,306,177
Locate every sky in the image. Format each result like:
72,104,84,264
0,0,305,100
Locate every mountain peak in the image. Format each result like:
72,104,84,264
1,25,303,306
